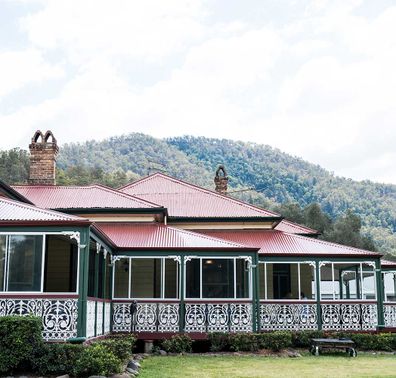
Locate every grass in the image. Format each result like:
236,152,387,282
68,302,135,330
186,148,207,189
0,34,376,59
139,354,396,378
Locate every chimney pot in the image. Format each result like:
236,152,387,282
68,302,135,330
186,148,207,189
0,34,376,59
214,165,228,194
28,130,59,185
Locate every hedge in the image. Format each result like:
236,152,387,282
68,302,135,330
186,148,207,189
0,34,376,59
0,315,43,374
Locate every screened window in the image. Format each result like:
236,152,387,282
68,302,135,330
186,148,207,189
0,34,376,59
0,233,79,294
259,262,315,300
113,257,179,299
319,262,376,300
8,235,43,292
185,257,251,299
383,271,396,302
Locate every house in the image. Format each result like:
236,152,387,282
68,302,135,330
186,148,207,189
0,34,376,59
0,130,395,342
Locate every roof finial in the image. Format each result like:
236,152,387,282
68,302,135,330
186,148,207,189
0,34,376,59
214,165,228,194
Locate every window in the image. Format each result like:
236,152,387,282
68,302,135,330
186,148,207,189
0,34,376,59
383,271,396,302
113,257,179,299
0,233,79,293
259,262,316,300
185,257,251,299
44,235,78,293
7,235,43,292
319,262,376,300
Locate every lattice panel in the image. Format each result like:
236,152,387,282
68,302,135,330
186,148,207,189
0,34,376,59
185,304,206,332
384,304,396,327
104,302,111,333
96,302,104,336
158,303,180,332
0,298,78,341
86,300,96,338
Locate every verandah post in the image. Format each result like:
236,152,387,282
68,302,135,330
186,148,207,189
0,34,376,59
93,246,100,337
179,254,185,333
77,227,90,339
375,259,385,330
252,253,260,332
315,261,322,330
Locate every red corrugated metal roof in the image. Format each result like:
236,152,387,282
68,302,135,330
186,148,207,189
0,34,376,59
198,229,381,257
94,222,254,250
381,259,396,268
12,184,162,210
0,197,89,224
275,220,319,235
119,173,280,219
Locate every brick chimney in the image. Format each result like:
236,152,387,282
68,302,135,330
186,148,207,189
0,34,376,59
214,165,228,194
28,130,59,185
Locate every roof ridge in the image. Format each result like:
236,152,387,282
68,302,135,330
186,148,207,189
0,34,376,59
278,219,319,233
285,231,381,255
89,183,163,208
165,224,250,248
120,172,281,217
0,197,86,221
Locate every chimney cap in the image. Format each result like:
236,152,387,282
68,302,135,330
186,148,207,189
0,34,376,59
214,165,228,194
31,130,57,145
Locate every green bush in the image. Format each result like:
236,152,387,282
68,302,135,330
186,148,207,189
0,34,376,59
350,333,395,351
74,343,122,376
32,343,84,376
292,330,324,347
0,315,43,374
161,334,193,353
208,332,230,352
229,333,259,352
257,331,293,351
95,335,136,361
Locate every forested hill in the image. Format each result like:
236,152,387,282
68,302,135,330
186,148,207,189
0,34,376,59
1,133,395,256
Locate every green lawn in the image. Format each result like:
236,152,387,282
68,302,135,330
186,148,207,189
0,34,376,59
139,354,396,378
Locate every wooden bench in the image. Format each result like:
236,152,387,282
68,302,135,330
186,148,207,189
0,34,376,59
310,338,357,357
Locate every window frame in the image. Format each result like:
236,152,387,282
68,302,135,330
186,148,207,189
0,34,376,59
0,232,80,295
112,256,180,300
319,261,377,301
259,261,316,301
184,256,252,301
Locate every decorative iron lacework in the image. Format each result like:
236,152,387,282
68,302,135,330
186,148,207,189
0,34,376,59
0,298,77,341
260,303,317,331
384,304,396,327
321,303,377,331
185,303,253,333
112,302,180,333
86,300,96,338
96,302,103,336
104,302,111,333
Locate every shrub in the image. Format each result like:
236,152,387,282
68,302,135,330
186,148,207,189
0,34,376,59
292,330,324,347
350,333,395,351
95,335,136,361
74,343,122,376
0,315,43,374
208,332,230,352
257,331,293,351
161,334,193,353
32,343,84,376
229,333,259,352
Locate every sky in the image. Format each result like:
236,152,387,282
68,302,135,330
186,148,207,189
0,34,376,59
0,0,396,184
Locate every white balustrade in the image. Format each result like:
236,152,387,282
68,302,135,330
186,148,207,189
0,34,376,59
260,303,317,331
0,298,78,341
384,304,396,327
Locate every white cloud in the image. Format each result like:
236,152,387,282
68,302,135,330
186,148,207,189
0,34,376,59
0,49,63,98
1,0,396,184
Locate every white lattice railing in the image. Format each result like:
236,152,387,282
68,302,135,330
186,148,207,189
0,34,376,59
104,302,111,333
384,304,396,328
260,302,318,331
321,302,378,331
0,297,78,341
112,302,180,333
184,303,253,333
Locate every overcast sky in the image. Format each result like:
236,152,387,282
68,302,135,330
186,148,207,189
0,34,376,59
1,0,396,184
